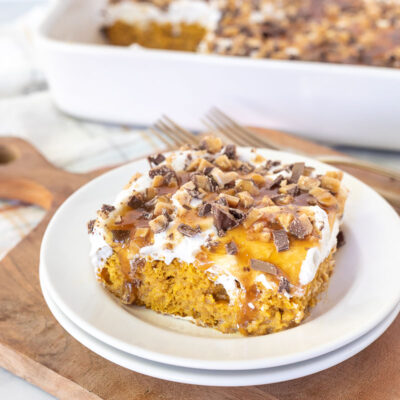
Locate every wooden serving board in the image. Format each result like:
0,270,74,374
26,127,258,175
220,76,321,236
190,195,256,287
0,128,399,400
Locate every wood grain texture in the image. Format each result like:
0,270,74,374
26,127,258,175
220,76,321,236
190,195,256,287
0,131,398,400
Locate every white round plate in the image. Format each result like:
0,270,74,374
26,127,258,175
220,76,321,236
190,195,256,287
40,149,400,370
41,275,399,386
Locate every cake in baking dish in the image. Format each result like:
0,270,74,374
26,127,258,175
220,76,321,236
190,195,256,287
102,0,400,68
88,137,347,336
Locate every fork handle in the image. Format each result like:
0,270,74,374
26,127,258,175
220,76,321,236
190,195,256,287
316,155,400,181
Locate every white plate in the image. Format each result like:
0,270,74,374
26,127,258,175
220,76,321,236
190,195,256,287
40,149,400,370
41,275,399,386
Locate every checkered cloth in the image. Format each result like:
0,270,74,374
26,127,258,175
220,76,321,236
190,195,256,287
0,91,165,259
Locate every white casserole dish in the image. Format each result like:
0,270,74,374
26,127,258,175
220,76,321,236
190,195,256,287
36,0,400,150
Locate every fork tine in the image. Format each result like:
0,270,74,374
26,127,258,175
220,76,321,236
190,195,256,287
211,107,281,150
161,115,199,146
154,121,184,147
204,113,250,147
209,108,261,148
149,127,176,150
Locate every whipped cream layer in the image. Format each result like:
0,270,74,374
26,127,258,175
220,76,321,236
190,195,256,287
89,146,344,299
104,0,221,31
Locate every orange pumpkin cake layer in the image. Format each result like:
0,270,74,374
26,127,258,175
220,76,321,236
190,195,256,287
88,137,347,335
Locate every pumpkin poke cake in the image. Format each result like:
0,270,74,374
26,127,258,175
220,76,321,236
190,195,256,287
88,136,347,336
102,0,400,68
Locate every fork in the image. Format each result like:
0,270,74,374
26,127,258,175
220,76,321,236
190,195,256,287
151,113,400,208
203,108,400,182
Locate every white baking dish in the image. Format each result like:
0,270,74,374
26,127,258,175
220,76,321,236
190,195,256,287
36,0,400,150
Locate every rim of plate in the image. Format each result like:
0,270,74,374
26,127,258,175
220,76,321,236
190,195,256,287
40,148,400,370
41,270,399,386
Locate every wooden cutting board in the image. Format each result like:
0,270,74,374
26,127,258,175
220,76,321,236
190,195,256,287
0,128,399,400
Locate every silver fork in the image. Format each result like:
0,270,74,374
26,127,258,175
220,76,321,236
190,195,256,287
203,108,400,182
152,113,400,208
152,115,200,149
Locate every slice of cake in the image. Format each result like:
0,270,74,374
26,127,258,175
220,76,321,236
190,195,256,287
88,136,347,335
102,0,400,68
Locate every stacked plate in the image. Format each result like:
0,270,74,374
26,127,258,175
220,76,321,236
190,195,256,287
39,150,400,386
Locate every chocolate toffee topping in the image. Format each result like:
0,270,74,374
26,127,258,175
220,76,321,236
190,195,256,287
272,229,290,252
250,259,279,275
111,229,130,243
147,153,165,166
289,217,308,239
87,219,95,234
101,204,115,215
212,204,242,236
177,224,201,237
149,165,174,178
198,202,212,217
203,166,213,175
286,184,299,196
238,162,255,174
289,162,305,183
223,144,236,160
337,230,346,248
128,193,144,209
266,174,283,189
139,211,153,220
216,197,228,206
226,241,238,255
278,277,290,294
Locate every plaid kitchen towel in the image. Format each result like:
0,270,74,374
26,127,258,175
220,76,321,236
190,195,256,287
0,91,164,258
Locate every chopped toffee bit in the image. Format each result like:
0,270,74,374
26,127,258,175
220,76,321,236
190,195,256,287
250,259,279,275
161,209,172,222
147,153,165,167
139,211,153,220
309,187,338,207
265,174,284,189
128,193,144,209
337,231,346,248
149,165,175,179
100,204,115,216
205,237,219,250
272,229,290,252
289,217,309,239
199,136,223,153
278,277,291,294
212,204,242,236
198,202,212,217
285,184,299,196
144,197,157,211
203,166,214,175
289,162,305,183
238,162,255,174
225,241,238,255
177,224,201,237
111,229,130,243
238,191,254,208
149,214,169,233
298,175,320,191
223,144,236,160
87,219,95,234
216,197,228,206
